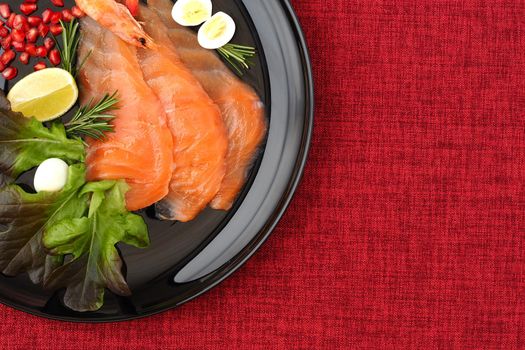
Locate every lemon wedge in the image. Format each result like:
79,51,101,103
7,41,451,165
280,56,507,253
7,68,78,122
198,12,236,50
172,0,212,27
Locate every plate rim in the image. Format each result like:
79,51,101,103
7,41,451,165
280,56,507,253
0,0,314,323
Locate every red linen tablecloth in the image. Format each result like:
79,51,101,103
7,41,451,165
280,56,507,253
2,0,524,348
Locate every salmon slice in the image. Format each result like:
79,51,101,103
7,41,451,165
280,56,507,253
137,7,228,222
78,17,173,211
148,0,267,211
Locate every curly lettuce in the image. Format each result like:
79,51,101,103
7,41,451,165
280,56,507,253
0,93,85,183
0,164,87,283
0,169,149,312
43,180,149,312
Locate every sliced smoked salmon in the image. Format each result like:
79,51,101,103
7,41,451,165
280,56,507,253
138,6,228,222
149,0,267,211
78,17,173,211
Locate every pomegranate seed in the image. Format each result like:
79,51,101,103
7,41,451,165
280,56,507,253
33,61,46,71
12,40,25,52
1,36,11,49
20,3,37,16
49,49,60,65
12,15,27,30
49,23,62,35
6,13,15,28
1,49,15,65
2,66,17,80
44,37,55,50
19,52,29,64
38,23,49,37
25,0,38,3
0,61,5,72
50,12,61,24
11,29,25,43
36,46,47,58
71,6,85,18
51,0,64,7
61,9,74,22
0,4,10,19
0,26,8,38
42,9,52,24
25,42,36,56
27,16,41,27
26,27,38,43
125,0,139,17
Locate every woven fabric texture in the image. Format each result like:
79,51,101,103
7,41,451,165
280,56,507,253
1,0,524,348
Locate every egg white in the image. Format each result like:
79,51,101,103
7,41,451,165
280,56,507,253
172,0,213,26
198,12,236,50
34,158,69,193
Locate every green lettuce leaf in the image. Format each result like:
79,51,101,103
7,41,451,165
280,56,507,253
43,180,149,312
0,93,85,182
0,164,88,283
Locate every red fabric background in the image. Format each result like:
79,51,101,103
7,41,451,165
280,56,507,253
1,0,524,348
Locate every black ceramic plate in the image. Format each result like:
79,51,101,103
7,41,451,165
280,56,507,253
0,0,313,322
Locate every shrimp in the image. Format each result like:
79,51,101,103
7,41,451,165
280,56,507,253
75,0,153,48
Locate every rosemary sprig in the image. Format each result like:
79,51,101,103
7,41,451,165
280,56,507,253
65,92,119,140
217,43,256,76
56,19,79,75
56,19,91,76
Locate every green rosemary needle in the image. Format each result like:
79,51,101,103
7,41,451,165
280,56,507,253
57,19,92,76
55,19,80,75
217,43,256,76
65,92,119,140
